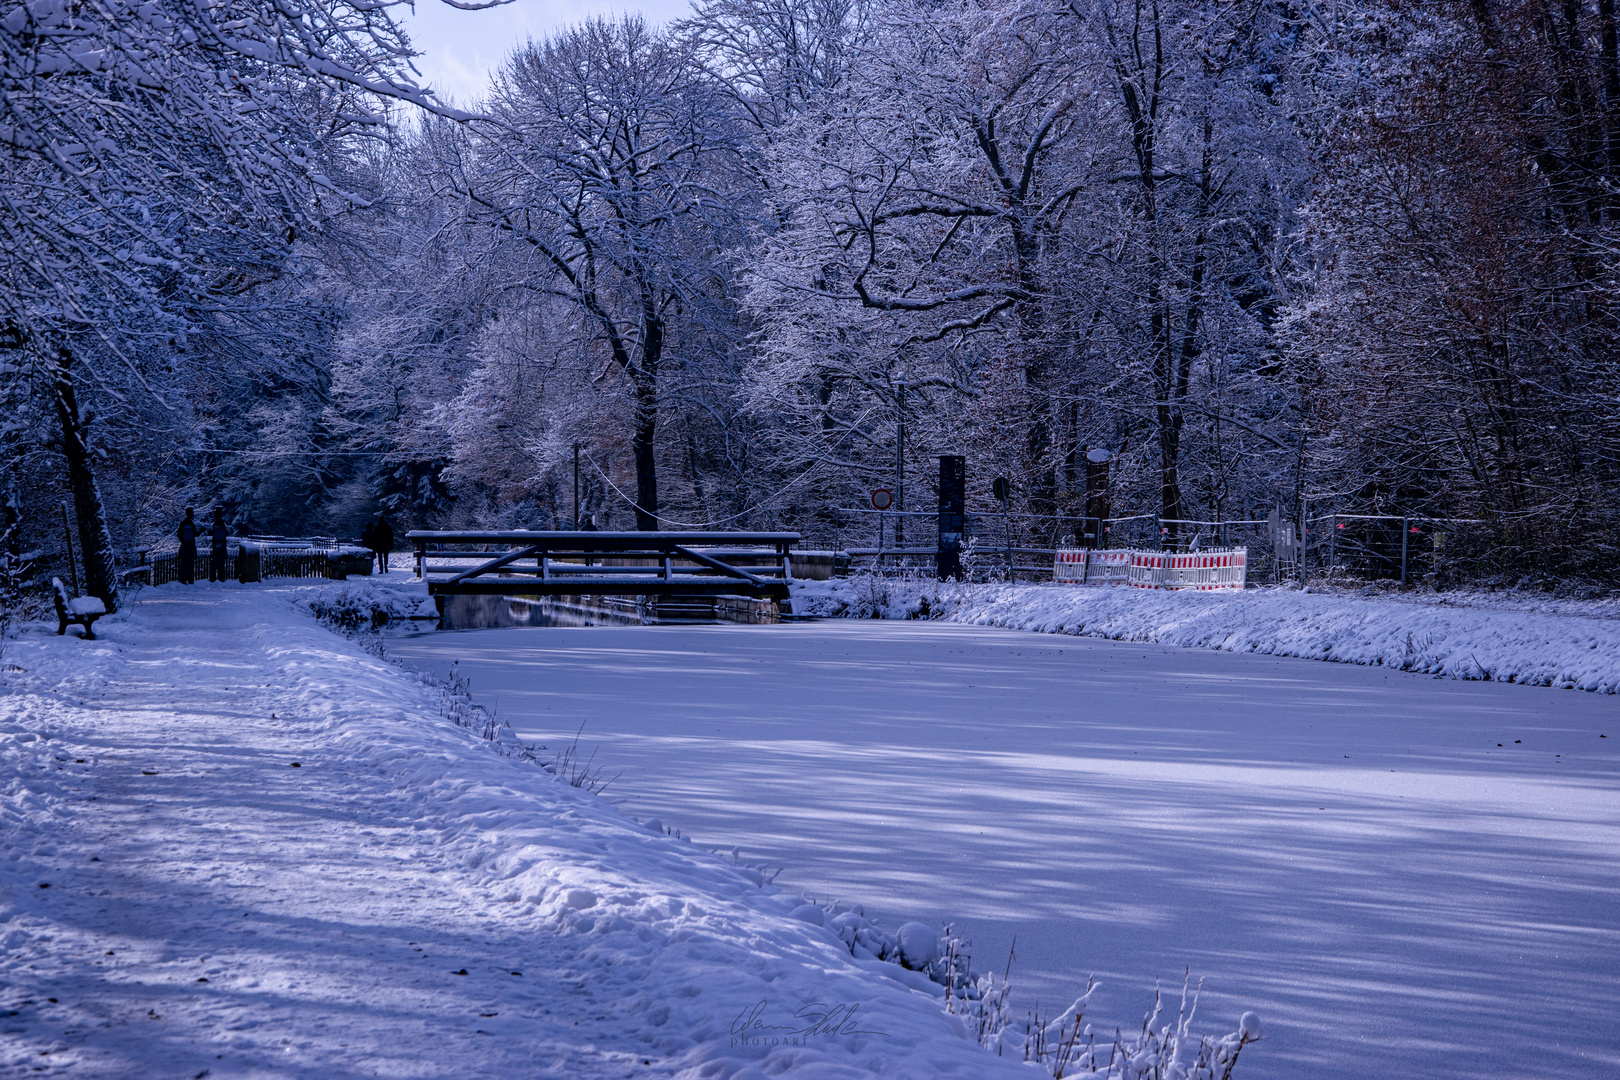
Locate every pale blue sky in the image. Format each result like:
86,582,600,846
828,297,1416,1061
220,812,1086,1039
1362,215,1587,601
399,0,694,107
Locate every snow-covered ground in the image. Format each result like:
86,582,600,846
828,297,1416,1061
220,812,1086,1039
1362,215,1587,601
9,577,1617,1080
793,576,1620,693
0,585,1072,1079
390,611,1620,1080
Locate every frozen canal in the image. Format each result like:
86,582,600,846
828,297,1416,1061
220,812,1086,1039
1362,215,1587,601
388,622,1620,1080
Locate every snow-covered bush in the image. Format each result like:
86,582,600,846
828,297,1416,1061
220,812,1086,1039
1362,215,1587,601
301,581,438,630
794,570,977,620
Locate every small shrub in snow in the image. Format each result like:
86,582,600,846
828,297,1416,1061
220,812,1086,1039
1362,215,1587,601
931,933,1260,1080
545,719,621,794
983,977,1262,1080
798,906,1260,1078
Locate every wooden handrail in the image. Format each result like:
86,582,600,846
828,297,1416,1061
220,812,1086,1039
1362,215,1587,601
672,545,766,587
446,545,541,586
408,530,800,605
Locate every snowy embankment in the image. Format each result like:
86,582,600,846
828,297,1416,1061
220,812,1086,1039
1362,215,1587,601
0,584,1257,1078
0,586,1001,1078
794,577,1620,693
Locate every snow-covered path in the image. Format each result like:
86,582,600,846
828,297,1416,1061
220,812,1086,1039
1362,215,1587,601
1,588,1028,1080
390,621,1620,1080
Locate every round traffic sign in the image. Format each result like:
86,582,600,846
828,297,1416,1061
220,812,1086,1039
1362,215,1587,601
871,488,893,511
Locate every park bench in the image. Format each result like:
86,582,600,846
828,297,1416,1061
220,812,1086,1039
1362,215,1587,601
52,577,106,640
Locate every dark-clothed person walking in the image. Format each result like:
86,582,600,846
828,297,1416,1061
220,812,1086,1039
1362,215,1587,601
209,508,229,582
176,507,198,585
368,515,394,573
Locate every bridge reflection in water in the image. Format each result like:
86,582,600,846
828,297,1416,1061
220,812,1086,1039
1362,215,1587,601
435,591,784,630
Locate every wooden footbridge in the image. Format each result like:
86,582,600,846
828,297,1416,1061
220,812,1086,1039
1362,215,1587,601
407,531,800,613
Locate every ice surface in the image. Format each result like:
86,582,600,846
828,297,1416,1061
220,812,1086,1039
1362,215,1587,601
390,619,1620,1080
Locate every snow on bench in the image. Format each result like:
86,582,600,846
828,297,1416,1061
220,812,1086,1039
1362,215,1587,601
52,578,106,640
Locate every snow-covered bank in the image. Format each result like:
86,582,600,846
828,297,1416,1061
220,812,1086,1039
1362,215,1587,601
794,577,1620,692
2,585,1038,1079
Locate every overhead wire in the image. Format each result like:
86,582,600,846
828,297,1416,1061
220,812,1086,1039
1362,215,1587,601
582,451,830,529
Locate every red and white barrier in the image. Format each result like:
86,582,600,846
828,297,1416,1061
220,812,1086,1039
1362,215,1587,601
1054,548,1247,590
1053,549,1133,584
1053,550,1087,583
1127,548,1247,591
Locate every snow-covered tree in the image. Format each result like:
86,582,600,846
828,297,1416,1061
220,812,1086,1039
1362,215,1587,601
738,0,1309,543
443,17,748,529
1283,0,1620,579
0,0,489,605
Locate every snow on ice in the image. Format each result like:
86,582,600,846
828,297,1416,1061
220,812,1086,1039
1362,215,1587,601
391,584,1620,1080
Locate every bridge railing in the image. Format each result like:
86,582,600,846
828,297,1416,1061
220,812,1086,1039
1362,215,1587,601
406,531,802,602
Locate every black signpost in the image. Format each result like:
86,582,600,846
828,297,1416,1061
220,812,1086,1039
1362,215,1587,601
1080,448,1112,548
938,455,965,580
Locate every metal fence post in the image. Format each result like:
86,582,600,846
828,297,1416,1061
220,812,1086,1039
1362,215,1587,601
1328,514,1336,580
997,508,1010,582
1298,506,1308,585
1400,516,1409,585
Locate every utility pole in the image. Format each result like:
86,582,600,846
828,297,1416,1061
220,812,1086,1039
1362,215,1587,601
573,442,581,530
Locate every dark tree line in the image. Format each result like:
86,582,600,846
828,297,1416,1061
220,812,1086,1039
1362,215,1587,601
5,0,1620,613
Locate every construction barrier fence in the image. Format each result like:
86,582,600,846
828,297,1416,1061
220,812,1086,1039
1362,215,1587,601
1052,549,1134,584
1055,548,1248,591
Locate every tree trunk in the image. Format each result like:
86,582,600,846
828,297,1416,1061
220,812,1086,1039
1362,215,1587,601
51,346,119,612
1166,115,1215,536
632,311,662,530
1,469,23,627
632,376,659,530
1012,221,1056,527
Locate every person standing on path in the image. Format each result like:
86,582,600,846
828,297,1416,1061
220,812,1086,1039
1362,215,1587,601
368,514,394,573
208,508,229,582
176,507,198,585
